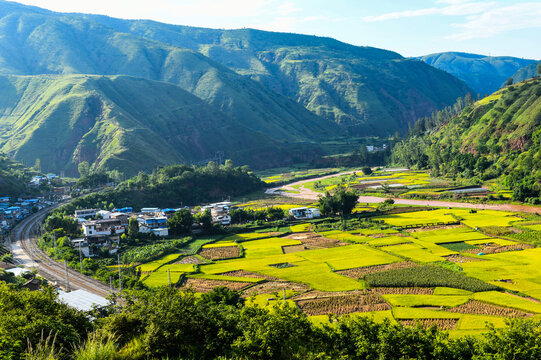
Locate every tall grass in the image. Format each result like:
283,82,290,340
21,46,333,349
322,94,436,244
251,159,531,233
25,331,59,360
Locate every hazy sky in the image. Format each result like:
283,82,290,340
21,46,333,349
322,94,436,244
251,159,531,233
15,0,541,59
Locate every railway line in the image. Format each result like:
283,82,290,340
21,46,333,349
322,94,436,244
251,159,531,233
10,206,116,298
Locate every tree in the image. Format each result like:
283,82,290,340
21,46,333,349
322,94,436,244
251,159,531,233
195,209,213,231
127,217,139,239
506,77,513,86
361,166,372,176
266,207,286,221
78,161,91,178
33,158,41,172
167,209,193,235
537,62,541,77
317,187,358,218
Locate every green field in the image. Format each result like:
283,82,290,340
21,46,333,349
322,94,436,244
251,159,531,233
137,203,541,336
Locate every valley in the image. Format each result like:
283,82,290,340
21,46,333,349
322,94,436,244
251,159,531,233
0,0,540,358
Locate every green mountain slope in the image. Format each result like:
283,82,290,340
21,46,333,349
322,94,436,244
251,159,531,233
511,61,541,84
393,78,541,193
0,1,336,142
72,15,472,135
0,154,35,196
416,52,536,96
0,74,302,176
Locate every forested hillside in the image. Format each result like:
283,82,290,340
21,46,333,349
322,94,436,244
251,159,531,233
62,162,263,210
0,1,336,145
0,153,34,195
0,75,317,176
74,14,473,135
392,78,541,202
0,0,471,137
511,61,541,84
417,52,535,96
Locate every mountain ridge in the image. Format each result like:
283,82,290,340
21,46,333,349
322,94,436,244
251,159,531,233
0,0,472,136
416,51,536,96
0,74,321,176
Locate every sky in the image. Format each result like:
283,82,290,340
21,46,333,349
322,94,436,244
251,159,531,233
14,0,541,59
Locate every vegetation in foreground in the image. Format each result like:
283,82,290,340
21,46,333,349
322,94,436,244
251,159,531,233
4,283,541,360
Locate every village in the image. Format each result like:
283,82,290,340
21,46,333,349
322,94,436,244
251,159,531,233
70,203,321,258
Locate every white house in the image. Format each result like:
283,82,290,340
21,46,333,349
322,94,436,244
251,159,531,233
288,207,321,220
82,219,125,238
75,209,98,219
97,210,112,219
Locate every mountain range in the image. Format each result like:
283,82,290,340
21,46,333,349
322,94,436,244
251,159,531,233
416,52,536,96
0,0,476,175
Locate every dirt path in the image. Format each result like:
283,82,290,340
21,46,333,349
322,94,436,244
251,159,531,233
269,169,541,214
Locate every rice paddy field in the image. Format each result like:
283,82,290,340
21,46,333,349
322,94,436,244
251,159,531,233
137,204,541,336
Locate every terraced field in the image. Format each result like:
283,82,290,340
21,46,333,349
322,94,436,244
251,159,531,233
135,205,541,335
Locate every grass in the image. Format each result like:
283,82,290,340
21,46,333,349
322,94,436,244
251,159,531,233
383,294,470,308
380,243,448,263
143,271,184,287
392,307,462,319
138,253,182,272
374,209,457,227
433,287,473,295
440,242,478,252
471,291,541,313
295,244,402,271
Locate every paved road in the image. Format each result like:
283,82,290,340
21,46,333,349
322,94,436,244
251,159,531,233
270,170,541,214
9,206,115,298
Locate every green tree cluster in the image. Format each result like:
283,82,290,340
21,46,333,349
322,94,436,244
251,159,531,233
60,161,262,212
5,283,541,360
317,187,358,218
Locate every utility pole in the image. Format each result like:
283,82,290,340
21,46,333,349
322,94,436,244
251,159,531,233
110,276,113,294
117,253,122,291
53,233,57,259
168,268,171,286
78,241,83,271
64,261,70,292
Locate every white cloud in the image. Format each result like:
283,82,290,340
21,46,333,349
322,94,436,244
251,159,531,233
447,2,541,40
252,15,326,33
276,2,301,16
363,1,494,22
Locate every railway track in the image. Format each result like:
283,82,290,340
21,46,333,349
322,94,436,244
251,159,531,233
10,206,116,298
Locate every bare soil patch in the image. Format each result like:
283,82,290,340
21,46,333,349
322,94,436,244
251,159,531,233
175,256,205,264
219,270,271,279
447,300,532,318
463,243,533,255
445,254,483,263
370,287,435,295
404,224,464,233
297,293,391,316
337,262,418,279
284,232,347,251
199,246,240,260
243,280,310,294
182,278,252,292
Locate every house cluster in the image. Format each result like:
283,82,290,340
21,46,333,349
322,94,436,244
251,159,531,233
71,206,184,257
200,202,233,225
288,207,321,220
0,196,51,233
29,174,57,187
366,144,389,152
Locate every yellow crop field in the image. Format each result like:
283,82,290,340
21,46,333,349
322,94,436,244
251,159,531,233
383,294,470,307
295,244,402,270
138,253,182,273
380,243,447,263
374,209,457,227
